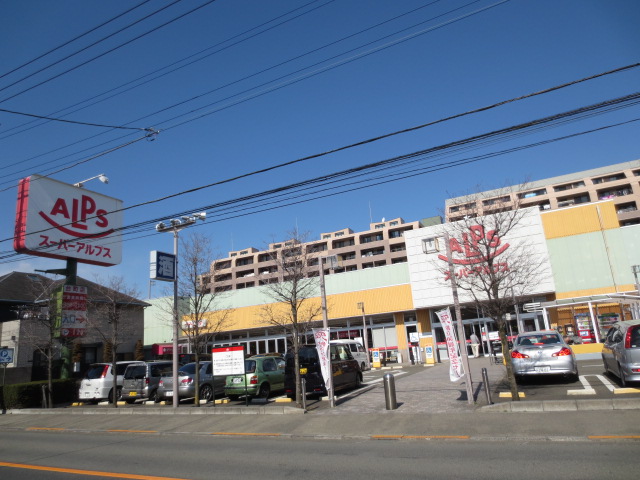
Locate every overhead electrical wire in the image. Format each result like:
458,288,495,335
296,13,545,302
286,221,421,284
2,61,634,192
1,0,508,176
0,0,334,140
1,90,637,256
0,0,153,81
0,107,154,131
1,115,636,265
0,0,217,104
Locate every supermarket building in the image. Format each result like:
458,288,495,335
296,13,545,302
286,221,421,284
145,201,640,362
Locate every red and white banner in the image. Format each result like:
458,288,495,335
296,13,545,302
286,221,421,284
313,328,331,393
435,308,464,382
60,285,87,338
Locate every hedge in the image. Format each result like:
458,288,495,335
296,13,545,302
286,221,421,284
0,379,78,409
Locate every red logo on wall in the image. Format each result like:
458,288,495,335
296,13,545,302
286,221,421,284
437,225,509,265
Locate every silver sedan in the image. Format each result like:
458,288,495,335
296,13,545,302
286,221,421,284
510,330,578,381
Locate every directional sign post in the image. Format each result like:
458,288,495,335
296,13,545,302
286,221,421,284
0,347,14,389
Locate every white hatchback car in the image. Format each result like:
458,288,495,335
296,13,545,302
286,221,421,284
78,361,138,403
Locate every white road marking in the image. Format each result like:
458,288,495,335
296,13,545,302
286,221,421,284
567,374,615,395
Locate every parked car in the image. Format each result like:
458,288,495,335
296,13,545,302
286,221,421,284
510,330,578,381
602,319,640,387
224,356,285,400
78,361,138,403
331,340,369,370
158,361,225,402
284,344,362,399
121,361,172,403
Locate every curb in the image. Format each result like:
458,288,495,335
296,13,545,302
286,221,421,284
4,406,306,415
479,398,640,413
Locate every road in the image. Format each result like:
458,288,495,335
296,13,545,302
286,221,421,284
0,429,638,480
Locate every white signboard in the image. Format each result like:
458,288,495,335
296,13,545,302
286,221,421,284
435,308,464,382
211,346,245,376
14,175,123,266
313,328,331,394
405,207,555,309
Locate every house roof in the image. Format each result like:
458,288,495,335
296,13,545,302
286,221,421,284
0,271,149,307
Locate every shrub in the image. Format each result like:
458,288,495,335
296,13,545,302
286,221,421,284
0,379,78,409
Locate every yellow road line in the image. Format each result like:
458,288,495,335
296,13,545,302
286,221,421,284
107,429,158,434
0,462,190,480
588,435,640,440
371,434,469,440
26,427,65,431
209,432,281,437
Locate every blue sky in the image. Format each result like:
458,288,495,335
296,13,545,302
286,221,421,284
0,0,638,298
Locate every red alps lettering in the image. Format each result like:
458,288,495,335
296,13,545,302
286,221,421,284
48,195,109,230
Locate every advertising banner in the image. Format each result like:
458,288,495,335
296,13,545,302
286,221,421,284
313,328,331,393
435,307,464,382
14,175,123,266
60,285,88,338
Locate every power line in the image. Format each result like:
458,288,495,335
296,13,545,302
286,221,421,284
0,107,153,131
0,0,153,81
1,115,635,264
1,90,637,251
0,0,217,104
0,0,333,140
0,0,507,176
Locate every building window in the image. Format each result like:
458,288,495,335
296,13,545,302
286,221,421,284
557,193,591,207
322,234,331,239
375,224,385,229
598,185,632,200
553,181,586,192
335,232,344,237
389,230,403,238
361,233,383,243
592,173,626,184
518,188,547,199
389,221,399,226
617,202,637,214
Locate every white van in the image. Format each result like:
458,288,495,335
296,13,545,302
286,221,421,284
330,340,369,371
78,361,138,403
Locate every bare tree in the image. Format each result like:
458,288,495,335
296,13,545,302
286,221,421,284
87,276,143,407
17,277,60,408
178,232,232,405
258,229,323,408
437,187,552,400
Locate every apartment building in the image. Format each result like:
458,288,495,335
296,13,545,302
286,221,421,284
445,159,640,226
204,216,441,293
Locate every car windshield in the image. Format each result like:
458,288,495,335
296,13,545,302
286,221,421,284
518,334,561,346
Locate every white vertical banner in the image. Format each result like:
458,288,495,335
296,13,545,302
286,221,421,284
435,307,464,382
313,328,331,394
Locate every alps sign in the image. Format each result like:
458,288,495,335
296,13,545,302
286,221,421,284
14,175,123,266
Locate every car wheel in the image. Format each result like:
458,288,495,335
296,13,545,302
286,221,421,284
361,362,366,371
200,384,214,402
603,360,609,374
150,390,161,403
228,394,240,401
258,383,271,398
619,364,627,388
355,373,362,389
125,398,136,404
108,387,122,404
514,374,524,384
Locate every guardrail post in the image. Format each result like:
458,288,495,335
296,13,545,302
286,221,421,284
482,367,493,405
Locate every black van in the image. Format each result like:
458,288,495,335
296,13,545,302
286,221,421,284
284,344,362,398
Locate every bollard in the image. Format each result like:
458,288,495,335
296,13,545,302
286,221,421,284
482,368,493,405
301,377,307,411
383,373,397,410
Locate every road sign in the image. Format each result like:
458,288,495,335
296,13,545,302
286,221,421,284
0,347,14,364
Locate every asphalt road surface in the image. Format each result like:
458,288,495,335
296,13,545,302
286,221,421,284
1,429,638,480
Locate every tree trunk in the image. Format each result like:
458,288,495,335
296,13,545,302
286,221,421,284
292,330,302,408
194,351,200,407
112,344,118,408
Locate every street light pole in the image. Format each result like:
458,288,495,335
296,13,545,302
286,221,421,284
155,213,206,408
357,302,371,370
